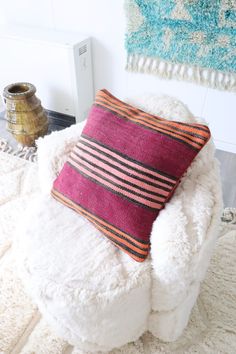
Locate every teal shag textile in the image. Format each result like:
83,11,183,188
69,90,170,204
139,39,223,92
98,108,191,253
125,0,236,91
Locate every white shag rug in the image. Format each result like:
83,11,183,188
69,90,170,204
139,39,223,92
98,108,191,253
0,151,236,354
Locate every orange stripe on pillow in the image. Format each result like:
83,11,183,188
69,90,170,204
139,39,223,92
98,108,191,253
51,188,149,262
52,188,150,250
100,89,210,137
96,90,210,150
99,93,207,144
96,97,201,149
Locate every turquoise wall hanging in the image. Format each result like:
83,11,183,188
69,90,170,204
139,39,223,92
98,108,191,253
125,0,236,91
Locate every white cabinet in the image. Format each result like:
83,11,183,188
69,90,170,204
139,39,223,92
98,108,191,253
0,25,94,122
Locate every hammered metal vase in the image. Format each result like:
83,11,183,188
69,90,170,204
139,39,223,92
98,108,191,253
3,82,48,146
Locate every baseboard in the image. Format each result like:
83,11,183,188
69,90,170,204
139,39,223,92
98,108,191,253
45,109,76,128
214,139,236,154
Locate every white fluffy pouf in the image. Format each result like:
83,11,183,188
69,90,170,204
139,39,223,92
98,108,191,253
15,95,223,352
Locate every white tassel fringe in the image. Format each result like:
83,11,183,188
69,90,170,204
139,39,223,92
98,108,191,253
126,54,236,92
0,138,37,162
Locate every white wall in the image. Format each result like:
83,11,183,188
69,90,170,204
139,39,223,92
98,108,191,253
0,0,235,152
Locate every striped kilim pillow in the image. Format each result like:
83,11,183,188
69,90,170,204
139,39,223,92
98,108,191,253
52,90,211,262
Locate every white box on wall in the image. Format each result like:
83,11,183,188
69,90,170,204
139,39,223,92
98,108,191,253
0,25,94,122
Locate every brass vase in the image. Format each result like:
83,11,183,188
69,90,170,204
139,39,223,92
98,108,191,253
3,82,48,146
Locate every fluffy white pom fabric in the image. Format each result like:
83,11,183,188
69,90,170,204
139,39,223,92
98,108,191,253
15,95,222,351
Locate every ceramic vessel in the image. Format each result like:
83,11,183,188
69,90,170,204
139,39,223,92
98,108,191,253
3,82,48,146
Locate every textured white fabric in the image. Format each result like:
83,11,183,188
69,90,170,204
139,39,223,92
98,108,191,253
1,152,234,353
16,194,151,351
16,95,223,352
37,121,86,194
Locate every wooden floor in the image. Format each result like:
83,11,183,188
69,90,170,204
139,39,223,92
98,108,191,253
0,116,235,207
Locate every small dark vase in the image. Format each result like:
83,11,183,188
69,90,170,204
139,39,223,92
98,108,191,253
3,82,48,146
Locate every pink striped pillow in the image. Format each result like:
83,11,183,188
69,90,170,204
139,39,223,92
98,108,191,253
52,90,211,262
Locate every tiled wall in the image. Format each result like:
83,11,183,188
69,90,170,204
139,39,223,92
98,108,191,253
1,0,235,152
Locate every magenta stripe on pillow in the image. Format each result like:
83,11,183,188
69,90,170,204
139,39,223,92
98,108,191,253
53,162,157,241
83,105,197,177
